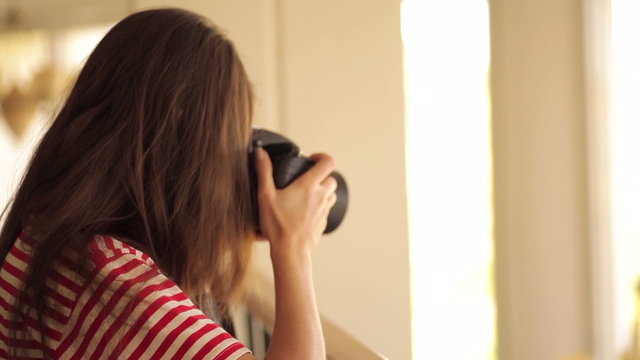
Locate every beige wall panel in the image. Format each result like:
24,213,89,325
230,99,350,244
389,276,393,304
278,1,411,359
490,0,592,359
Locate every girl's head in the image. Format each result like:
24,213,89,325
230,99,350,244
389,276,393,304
1,8,255,314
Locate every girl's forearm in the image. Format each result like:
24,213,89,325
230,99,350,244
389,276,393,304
265,250,325,360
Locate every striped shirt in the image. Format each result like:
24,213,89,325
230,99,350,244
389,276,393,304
0,233,251,359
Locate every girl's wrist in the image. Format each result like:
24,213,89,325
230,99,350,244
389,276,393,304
270,242,313,270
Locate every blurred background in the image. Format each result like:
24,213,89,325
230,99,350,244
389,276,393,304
0,0,638,359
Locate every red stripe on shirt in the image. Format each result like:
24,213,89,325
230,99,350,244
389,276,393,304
149,313,211,360
1,260,26,282
88,280,184,358
105,281,189,360
214,341,247,360
0,332,41,349
2,261,73,314
170,322,222,360
53,257,144,357
0,292,62,342
46,269,82,294
8,247,30,266
194,332,235,360
41,286,74,310
126,304,199,359
68,266,160,360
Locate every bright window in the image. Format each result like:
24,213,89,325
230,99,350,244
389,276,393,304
610,0,640,355
401,1,495,359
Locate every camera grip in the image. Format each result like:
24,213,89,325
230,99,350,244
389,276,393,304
273,157,348,234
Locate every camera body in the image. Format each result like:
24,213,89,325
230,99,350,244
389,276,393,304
250,128,348,234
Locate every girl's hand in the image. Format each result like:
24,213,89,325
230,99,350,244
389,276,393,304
254,147,338,260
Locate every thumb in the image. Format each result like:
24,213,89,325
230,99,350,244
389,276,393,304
254,147,276,195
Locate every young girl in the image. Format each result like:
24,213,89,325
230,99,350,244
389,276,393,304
0,8,336,359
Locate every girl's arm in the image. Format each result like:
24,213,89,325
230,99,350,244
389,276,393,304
238,147,336,360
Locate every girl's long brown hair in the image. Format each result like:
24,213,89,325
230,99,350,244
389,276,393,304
0,8,254,355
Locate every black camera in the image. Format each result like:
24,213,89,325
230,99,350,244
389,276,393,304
250,128,348,234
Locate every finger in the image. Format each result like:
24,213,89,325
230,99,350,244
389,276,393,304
299,153,336,186
309,153,326,162
254,147,275,196
318,193,337,224
327,192,338,208
320,175,338,194
318,197,334,225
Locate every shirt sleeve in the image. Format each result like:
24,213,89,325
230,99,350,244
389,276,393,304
56,237,251,360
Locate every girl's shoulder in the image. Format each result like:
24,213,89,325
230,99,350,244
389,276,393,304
2,232,250,359
87,234,157,268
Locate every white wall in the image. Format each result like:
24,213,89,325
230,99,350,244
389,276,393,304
278,2,411,359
